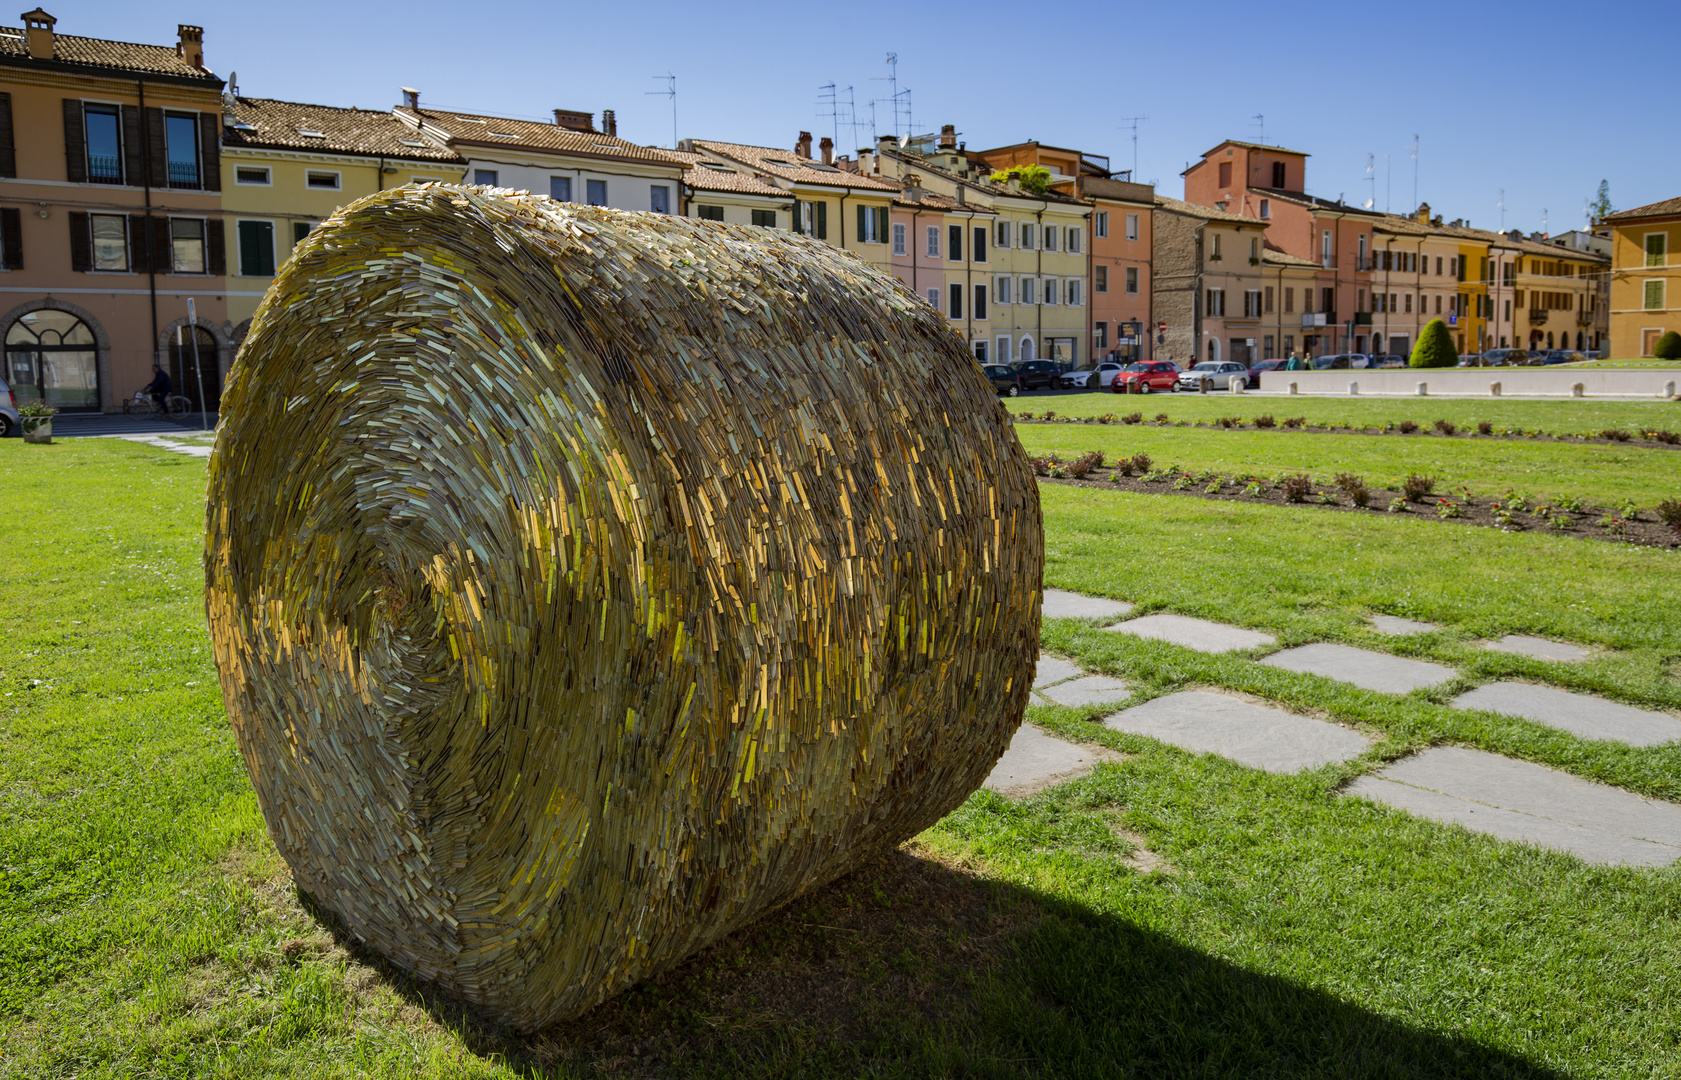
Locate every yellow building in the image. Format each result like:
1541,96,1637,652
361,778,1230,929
1605,196,1681,358
1448,232,1492,354
1505,237,1607,353
221,97,465,339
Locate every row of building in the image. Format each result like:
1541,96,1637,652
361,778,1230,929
0,11,1662,415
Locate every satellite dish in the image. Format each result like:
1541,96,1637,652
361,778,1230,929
229,70,238,95
1363,198,1374,209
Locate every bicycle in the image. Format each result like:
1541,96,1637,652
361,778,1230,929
124,389,191,417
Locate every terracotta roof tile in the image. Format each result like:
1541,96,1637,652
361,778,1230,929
1153,195,1266,226
226,98,464,162
1606,196,1681,222
0,23,220,80
1261,247,1319,268
665,150,786,197
396,107,684,167
691,140,898,192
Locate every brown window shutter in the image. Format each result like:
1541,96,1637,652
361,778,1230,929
205,217,225,274
69,211,92,271
152,215,173,274
128,214,151,272
0,92,15,178
121,104,144,186
144,107,167,188
198,112,220,191
0,207,20,269
63,99,86,183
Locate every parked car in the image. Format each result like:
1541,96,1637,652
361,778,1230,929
982,363,1024,396
1176,360,1249,391
1478,348,1529,367
1113,360,1181,394
0,376,17,437
1311,354,1365,370
1009,359,1059,391
1377,354,1406,369
1583,350,1604,361
1245,358,1289,387
1060,362,1124,390
1542,350,1586,365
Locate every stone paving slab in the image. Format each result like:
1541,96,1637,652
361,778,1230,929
1483,635,1593,663
983,724,1124,798
1104,614,1276,653
1370,615,1439,636
1103,690,1371,773
1043,588,1134,620
1345,746,1681,867
1040,675,1132,708
1033,654,1083,689
1261,643,1455,694
1451,682,1681,747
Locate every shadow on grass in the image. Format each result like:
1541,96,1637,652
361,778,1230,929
305,845,1563,1079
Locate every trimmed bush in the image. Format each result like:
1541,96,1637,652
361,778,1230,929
1410,318,1459,368
1655,331,1681,360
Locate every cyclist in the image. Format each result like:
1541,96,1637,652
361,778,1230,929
140,363,172,412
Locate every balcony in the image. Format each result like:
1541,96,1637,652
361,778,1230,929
87,154,122,184
1354,312,1372,326
1576,310,1594,326
167,161,200,188
1528,309,1549,325
1300,312,1335,327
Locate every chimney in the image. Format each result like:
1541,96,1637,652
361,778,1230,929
552,109,594,131
401,87,421,110
601,109,616,137
1415,201,1430,224
176,24,203,69
819,136,833,165
795,131,812,159
938,124,957,151
902,172,921,203
22,8,54,60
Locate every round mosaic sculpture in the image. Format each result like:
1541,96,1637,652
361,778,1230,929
205,185,1043,1030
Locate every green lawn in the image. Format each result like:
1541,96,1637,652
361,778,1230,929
1564,357,1681,370
1014,423,1681,509
1007,390,1681,432
5,437,1680,1078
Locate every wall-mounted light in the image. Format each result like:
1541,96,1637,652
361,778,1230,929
36,208,48,219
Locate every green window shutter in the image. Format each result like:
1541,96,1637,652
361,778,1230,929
1646,280,1664,310
876,207,888,243
856,204,866,243
238,220,275,276
815,200,826,240
792,201,803,234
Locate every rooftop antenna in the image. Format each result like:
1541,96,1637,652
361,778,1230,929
1383,152,1391,214
1118,116,1147,179
870,52,910,141
1410,134,1419,210
1498,189,1505,231
1251,113,1264,145
646,74,676,148
1541,207,1549,236
818,82,841,153
1363,153,1375,209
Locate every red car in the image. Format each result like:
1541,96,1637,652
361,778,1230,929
1112,360,1181,393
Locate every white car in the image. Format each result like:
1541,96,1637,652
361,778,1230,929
0,376,18,437
1059,362,1124,390
1175,361,1249,391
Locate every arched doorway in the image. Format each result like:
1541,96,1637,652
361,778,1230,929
1373,333,1384,356
5,309,100,410
1576,332,1585,350
1019,336,1035,362
1546,332,1554,349
169,326,221,412
1208,337,1221,364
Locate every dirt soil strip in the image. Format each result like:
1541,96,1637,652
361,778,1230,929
1013,418,1681,449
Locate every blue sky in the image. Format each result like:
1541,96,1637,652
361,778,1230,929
70,0,1676,234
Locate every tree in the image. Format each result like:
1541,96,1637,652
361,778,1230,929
1589,180,1613,225
1656,330,1681,360
989,164,1052,195
1410,318,1459,368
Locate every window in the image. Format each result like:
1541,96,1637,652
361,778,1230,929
1271,161,1286,188
164,113,199,188
1283,286,1294,313
1321,287,1333,312
1264,335,1274,356
237,219,275,277
1448,256,1458,278
550,176,572,201
1020,222,1034,249
474,169,499,185
1126,266,1138,294
1095,210,1108,238
973,340,987,362
1435,294,1442,314
994,275,1011,304
1244,290,1261,318
973,226,987,263
1067,227,1081,254
857,205,888,243
1645,280,1666,310
1021,277,1035,304
1043,278,1058,305
1095,265,1108,292
1043,226,1057,252
84,104,122,183
1259,198,1269,219
996,220,1011,248
587,179,608,206
1019,336,1035,361
1391,292,1398,314
1358,234,1367,270
1264,286,1274,313
948,224,962,261
91,214,126,271
751,209,776,227
1358,288,1367,312
974,284,987,320
650,185,670,213
697,204,724,221
995,335,1011,362
797,201,815,235
1322,230,1333,267
1405,293,1413,314
235,166,270,185
1249,237,1259,262
1503,298,1509,320
949,283,963,319
1125,213,1139,241
294,222,315,245
170,217,205,273
926,287,940,310
1066,279,1081,307
926,225,940,258
1647,233,1668,267
1218,160,1232,188
1210,232,1222,261
1435,255,1443,276
1206,289,1225,317
892,222,906,255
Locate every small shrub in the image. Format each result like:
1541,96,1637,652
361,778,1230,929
1317,492,1338,505
1494,506,1518,530
1280,474,1313,503
1476,420,1493,435
1140,468,1172,483
1205,480,1224,494
1243,480,1266,496
1655,330,1681,360
1129,453,1153,475
1436,498,1462,519
1410,317,1460,368
1153,412,1169,423
1433,419,1457,435
1618,498,1640,522
1122,412,1143,425
1066,451,1105,480
1598,513,1628,537
1402,474,1436,501
1042,410,1057,421
1599,428,1631,442
1648,429,1679,445
1398,420,1419,434
1656,499,1681,536
1172,473,1194,490
1097,413,1116,424
1387,497,1409,513
1217,416,1242,429
1252,414,1276,429
1554,494,1585,514
1349,486,1372,508
1334,472,1365,493
1282,416,1307,428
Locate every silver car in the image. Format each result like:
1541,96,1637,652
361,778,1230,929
1176,360,1249,391
0,376,19,437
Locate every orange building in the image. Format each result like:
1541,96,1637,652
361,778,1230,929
0,10,228,413
1053,174,1154,362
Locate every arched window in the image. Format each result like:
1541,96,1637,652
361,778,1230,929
1019,336,1034,362
5,310,99,409
169,325,221,411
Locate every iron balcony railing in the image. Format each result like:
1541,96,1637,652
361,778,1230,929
87,154,122,183
167,161,200,187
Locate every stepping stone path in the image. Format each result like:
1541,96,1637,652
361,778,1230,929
1262,643,1455,695
1483,635,1593,663
1032,655,1083,689
1346,747,1681,867
1105,613,1275,654
1041,675,1132,708
1370,615,1439,636
114,433,212,459
1451,682,1681,747
1103,690,1371,773
983,724,1123,799
1042,588,1134,620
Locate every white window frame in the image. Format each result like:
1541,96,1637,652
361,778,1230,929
234,165,271,186
169,215,207,275
1043,225,1057,252
1066,279,1081,307
926,286,940,311
1095,210,1108,238
1125,266,1138,294
304,169,342,191
1020,222,1035,250
926,225,940,259
995,275,1011,305
1244,289,1261,318
89,212,128,272
892,222,906,256
1067,227,1081,254
1021,277,1036,305
1126,212,1139,241
1019,335,1035,361
649,184,672,214
974,283,987,320
1043,277,1058,306
994,334,1011,363
995,220,1011,248
1645,232,1668,268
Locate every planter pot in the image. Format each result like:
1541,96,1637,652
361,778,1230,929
21,416,53,444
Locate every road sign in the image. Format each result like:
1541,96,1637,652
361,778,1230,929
1157,321,1167,332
